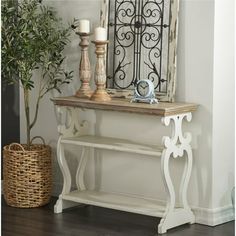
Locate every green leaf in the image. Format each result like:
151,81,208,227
2,0,74,134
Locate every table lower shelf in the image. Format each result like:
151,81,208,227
55,189,195,234
61,190,166,218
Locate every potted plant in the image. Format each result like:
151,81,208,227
2,0,74,208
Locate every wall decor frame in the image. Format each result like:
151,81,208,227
100,0,179,102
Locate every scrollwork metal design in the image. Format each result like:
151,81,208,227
107,0,171,92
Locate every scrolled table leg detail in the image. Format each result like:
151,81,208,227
76,147,89,191
54,106,89,213
158,112,195,234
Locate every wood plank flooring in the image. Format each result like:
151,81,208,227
2,197,235,236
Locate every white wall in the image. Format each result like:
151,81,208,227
176,0,215,210
212,0,235,210
20,0,234,225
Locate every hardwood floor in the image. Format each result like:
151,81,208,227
2,197,235,236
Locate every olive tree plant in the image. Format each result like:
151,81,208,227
2,0,74,148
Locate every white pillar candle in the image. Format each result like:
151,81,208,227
78,19,90,33
94,27,107,41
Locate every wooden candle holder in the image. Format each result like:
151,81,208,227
90,40,111,102
75,33,93,99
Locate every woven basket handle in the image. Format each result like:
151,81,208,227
8,143,25,152
30,136,46,146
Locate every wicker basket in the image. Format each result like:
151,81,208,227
3,142,52,208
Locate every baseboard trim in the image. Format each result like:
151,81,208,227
53,182,236,226
192,205,235,226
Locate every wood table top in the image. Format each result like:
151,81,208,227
51,96,198,117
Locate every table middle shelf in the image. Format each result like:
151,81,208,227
61,135,164,157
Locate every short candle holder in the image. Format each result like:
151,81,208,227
90,40,111,102
75,32,93,99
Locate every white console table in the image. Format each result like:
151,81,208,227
52,96,198,234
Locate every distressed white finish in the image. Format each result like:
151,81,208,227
166,0,180,102
100,0,109,69
54,106,89,213
100,0,109,29
101,0,180,102
61,135,163,156
62,190,166,217
54,107,195,234
158,113,195,233
20,0,234,228
75,147,88,191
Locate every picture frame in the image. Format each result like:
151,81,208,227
101,0,179,102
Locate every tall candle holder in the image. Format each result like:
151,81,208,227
75,33,93,98
90,40,111,102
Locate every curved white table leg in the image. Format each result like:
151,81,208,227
161,149,176,214
158,149,176,234
58,137,71,195
179,146,195,224
158,113,195,234
178,114,195,224
55,137,79,213
76,147,89,191
54,107,88,213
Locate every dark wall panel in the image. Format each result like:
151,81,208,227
2,83,20,146
1,83,20,179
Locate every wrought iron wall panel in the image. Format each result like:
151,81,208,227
107,0,171,95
